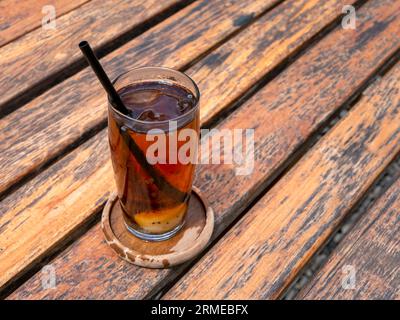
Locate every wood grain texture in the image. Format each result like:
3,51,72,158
164,61,400,300
0,0,183,110
0,130,112,292
0,0,89,47
297,178,400,300
191,0,352,125
0,0,280,195
6,0,400,299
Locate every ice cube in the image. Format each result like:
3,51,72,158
178,100,192,113
138,110,156,121
122,90,161,106
137,110,167,121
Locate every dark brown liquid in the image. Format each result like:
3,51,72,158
118,82,197,121
108,81,199,235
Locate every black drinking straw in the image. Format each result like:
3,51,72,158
78,41,186,202
79,41,129,114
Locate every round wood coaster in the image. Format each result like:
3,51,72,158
101,186,214,268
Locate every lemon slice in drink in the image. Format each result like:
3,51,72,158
134,203,187,233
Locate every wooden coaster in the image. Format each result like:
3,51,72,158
101,186,214,268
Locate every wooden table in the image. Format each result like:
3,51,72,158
0,0,399,300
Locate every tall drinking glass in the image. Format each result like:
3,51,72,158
108,67,200,241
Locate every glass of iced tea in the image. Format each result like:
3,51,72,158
108,67,200,241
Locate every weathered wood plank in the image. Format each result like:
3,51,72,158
0,0,280,195
297,178,400,300
6,0,400,299
0,0,185,112
0,0,354,196
0,0,89,48
163,61,400,300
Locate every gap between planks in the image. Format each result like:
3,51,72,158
0,0,195,118
200,0,369,130
285,152,400,299
0,0,362,201
0,0,294,296
281,49,400,299
0,0,90,48
3,0,400,300
297,172,400,300
0,0,283,200
153,48,400,300
163,59,400,299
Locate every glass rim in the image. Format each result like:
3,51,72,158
108,66,200,126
